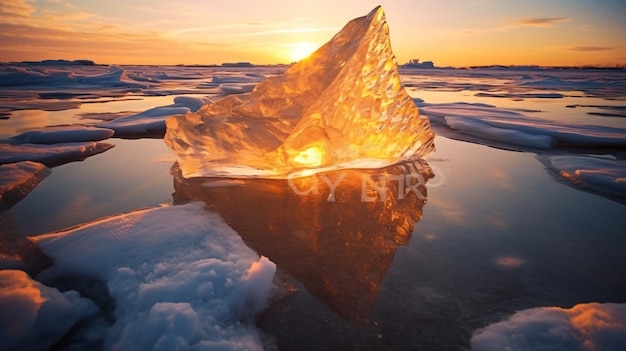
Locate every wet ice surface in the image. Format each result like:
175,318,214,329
0,161,49,210
1,63,626,350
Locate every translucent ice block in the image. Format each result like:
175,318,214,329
164,6,435,178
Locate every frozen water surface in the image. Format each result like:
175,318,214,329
2,61,626,349
1,10,626,350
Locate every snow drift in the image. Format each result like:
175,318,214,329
30,202,276,350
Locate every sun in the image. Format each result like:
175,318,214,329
288,42,318,62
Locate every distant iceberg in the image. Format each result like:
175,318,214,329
401,59,435,69
165,6,435,178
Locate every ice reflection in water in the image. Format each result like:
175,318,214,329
172,160,433,322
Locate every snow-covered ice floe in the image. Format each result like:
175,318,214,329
96,96,212,137
421,103,626,151
0,141,113,167
0,270,99,351
0,65,146,90
421,102,626,201
400,66,626,100
9,125,114,144
471,302,626,351
539,155,626,202
30,202,276,350
165,6,435,178
0,161,49,209
0,125,116,167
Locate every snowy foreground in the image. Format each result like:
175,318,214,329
2,202,275,351
1,52,626,351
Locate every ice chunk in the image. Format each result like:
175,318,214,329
96,96,210,136
165,6,435,178
0,141,113,166
540,155,626,200
10,125,114,144
31,202,276,350
218,83,256,94
172,96,212,112
471,302,626,351
422,103,626,150
0,270,99,351
211,74,264,84
0,161,49,209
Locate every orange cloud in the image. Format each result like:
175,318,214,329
515,16,569,27
567,46,618,52
0,0,35,18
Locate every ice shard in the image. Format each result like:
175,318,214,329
164,6,435,178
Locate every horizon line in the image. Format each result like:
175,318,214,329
3,59,626,70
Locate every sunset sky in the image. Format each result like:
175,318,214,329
1,0,625,67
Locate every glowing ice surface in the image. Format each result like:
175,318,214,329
165,6,435,178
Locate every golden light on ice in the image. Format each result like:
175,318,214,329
292,146,324,167
287,42,317,62
164,6,436,178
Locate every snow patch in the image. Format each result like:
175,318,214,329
541,155,626,199
31,202,276,351
422,103,626,150
471,303,626,351
0,270,99,351
96,96,211,136
10,125,114,144
0,142,113,166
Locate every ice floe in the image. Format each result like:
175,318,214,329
566,104,626,118
0,270,99,351
218,83,256,94
400,67,626,99
0,65,145,89
421,103,626,150
31,202,276,350
0,161,49,209
0,142,113,167
96,96,211,136
475,92,564,99
539,155,626,201
471,302,626,351
9,125,114,144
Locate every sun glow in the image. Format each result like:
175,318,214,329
288,42,318,62
293,146,324,167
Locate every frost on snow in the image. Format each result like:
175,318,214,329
165,6,435,178
30,202,276,351
0,270,98,351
